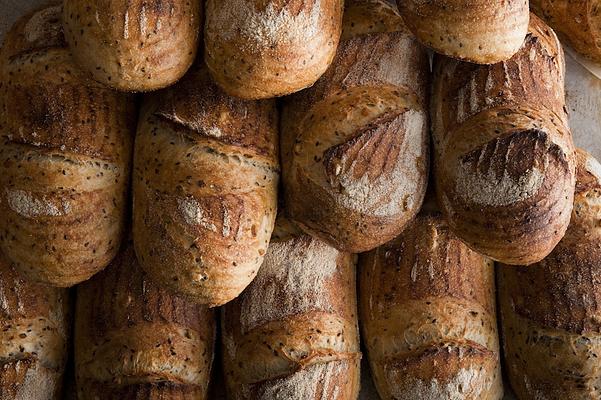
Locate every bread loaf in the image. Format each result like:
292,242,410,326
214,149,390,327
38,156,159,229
0,5,134,287
531,0,601,65
397,0,529,64
359,204,503,400
133,64,279,307
499,149,601,400
0,252,70,400
281,0,430,253
62,0,201,92
222,217,361,399
204,0,343,99
75,240,215,400
432,14,575,265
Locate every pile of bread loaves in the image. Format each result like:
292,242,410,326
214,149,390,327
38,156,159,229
1,0,601,399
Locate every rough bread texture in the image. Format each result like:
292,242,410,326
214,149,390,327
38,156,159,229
499,149,601,400
133,64,279,307
0,4,135,287
531,0,601,65
75,241,215,400
0,252,70,400
432,13,575,265
204,0,343,99
63,0,201,92
281,0,430,253
397,0,529,64
359,208,503,400
222,216,361,399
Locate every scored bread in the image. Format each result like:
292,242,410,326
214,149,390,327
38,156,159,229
499,149,601,400
432,13,575,265
281,0,430,253
75,240,216,400
222,216,361,399
0,4,135,287
133,64,279,307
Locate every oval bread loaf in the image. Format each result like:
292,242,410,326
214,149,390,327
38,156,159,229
0,4,135,287
204,0,343,99
62,0,201,92
281,0,430,253
498,149,601,400
133,64,279,307
0,251,70,400
397,0,529,64
75,240,216,400
531,0,601,65
222,217,361,399
432,13,575,265
359,204,503,400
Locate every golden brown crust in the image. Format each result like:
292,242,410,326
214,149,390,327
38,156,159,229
133,64,279,307
222,217,361,399
397,0,529,64
62,0,201,92
204,0,343,99
531,0,601,64
499,149,601,399
75,241,215,400
432,14,576,265
0,5,135,287
359,211,503,400
281,0,430,253
0,252,70,400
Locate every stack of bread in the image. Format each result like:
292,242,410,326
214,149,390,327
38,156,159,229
0,0,600,399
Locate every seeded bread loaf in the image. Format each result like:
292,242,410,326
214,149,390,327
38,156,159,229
499,149,601,400
222,217,361,399
62,0,201,92
359,204,503,400
133,64,279,307
0,4,134,287
432,13,575,265
75,241,215,400
281,0,430,253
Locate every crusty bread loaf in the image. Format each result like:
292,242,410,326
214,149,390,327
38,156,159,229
62,0,201,92
222,217,361,399
133,64,279,307
0,251,70,400
204,0,343,99
281,0,430,253
499,149,601,400
531,0,601,65
0,4,134,287
432,13,575,265
359,205,503,400
75,240,215,400
397,0,529,64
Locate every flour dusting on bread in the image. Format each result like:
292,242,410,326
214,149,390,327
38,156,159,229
6,189,71,218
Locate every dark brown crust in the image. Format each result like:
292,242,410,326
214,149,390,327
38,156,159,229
75,241,215,400
432,14,576,265
531,0,601,64
63,0,201,92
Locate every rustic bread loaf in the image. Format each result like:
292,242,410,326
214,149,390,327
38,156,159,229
62,0,201,92
499,149,601,400
0,251,70,400
0,4,135,287
281,0,430,253
397,0,529,64
432,13,575,265
222,217,361,399
133,64,279,307
204,0,343,99
531,0,601,65
359,204,503,400
75,240,215,400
